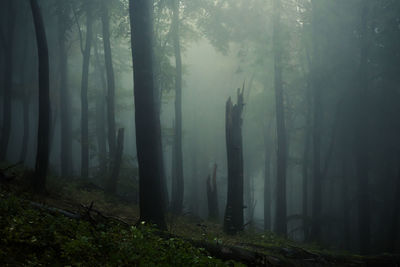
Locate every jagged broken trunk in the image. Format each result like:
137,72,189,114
224,88,244,234
207,163,219,221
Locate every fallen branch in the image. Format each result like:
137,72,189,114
30,201,81,219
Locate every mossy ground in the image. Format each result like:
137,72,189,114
0,163,399,266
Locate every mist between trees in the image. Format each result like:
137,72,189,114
1,0,400,256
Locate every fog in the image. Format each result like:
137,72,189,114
1,0,400,257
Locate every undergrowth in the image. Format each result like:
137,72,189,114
0,191,237,266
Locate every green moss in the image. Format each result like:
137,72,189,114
0,192,233,266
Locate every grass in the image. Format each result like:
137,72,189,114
1,162,399,266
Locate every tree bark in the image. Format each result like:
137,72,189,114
101,0,116,157
106,128,124,195
57,3,73,178
20,95,30,163
80,2,93,179
355,0,371,255
93,35,107,173
388,156,400,252
30,0,50,194
207,163,219,221
341,157,350,250
129,0,166,229
171,0,184,215
0,0,16,161
264,120,272,231
273,0,287,237
224,88,245,235
19,29,31,163
309,0,323,242
302,89,311,240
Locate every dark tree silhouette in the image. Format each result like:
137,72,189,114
273,0,287,237
0,0,16,161
57,2,73,178
171,0,184,215
30,0,50,193
129,0,166,229
106,128,125,195
79,1,94,179
207,163,219,221
101,0,116,158
224,88,245,235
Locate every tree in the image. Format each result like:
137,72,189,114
206,163,219,220
264,119,273,231
78,0,94,179
93,33,108,174
129,0,166,229
101,0,116,158
57,1,73,178
355,0,371,254
273,0,287,237
0,0,16,161
224,88,245,235
30,0,50,193
170,0,184,215
106,128,125,194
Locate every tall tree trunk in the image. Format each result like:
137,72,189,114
356,0,371,255
302,88,311,241
0,0,16,161
189,151,199,216
171,0,184,215
388,156,400,252
106,128,125,194
341,157,350,250
273,0,287,237
19,28,31,163
207,163,219,221
264,120,272,231
224,88,245,235
93,36,107,173
30,0,50,194
57,3,73,178
309,0,323,242
129,0,166,229
80,2,93,179
101,0,116,157
20,95,30,162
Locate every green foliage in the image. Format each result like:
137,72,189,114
0,192,230,266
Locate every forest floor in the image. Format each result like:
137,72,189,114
1,163,399,266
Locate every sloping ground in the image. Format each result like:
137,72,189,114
1,164,399,266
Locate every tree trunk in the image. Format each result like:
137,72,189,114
207,163,219,221
20,95,30,163
302,89,311,241
224,88,245,235
355,0,371,255
129,0,166,229
273,0,287,237
0,0,16,161
171,0,184,215
264,123,272,231
93,35,107,173
106,128,124,195
341,157,350,250
388,156,400,252
101,0,116,157
30,0,50,194
189,151,199,216
80,2,93,179
57,3,73,178
309,0,323,242
19,29,31,163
